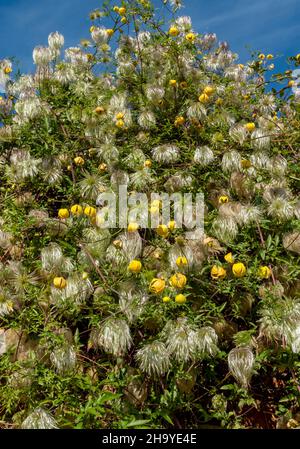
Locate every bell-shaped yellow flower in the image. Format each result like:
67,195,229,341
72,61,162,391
258,266,272,279
168,26,179,37
149,278,166,294
224,252,234,264
156,224,169,238
211,265,227,280
232,262,247,278
185,32,196,43
128,222,139,232
74,156,84,166
128,260,142,273
218,195,229,204
176,256,188,267
71,204,83,216
53,277,67,289
168,220,176,231
58,208,69,219
203,86,214,96
84,206,97,218
175,294,187,304
244,122,256,132
170,273,187,289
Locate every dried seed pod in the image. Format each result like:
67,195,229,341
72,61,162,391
228,346,255,388
21,407,58,429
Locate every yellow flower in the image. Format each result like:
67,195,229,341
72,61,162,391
288,80,295,87
232,262,247,278
149,205,160,214
116,112,124,119
211,265,227,280
94,105,105,114
176,256,188,267
149,278,166,294
74,156,84,166
169,79,177,86
168,220,176,231
116,119,125,128
203,86,214,96
113,239,123,249
84,206,97,217
185,32,196,43
218,195,229,204
199,93,210,103
128,259,142,273
98,163,107,171
151,199,161,208
53,277,67,289
118,6,126,15
58,208,69,219
70,204,83,216
174,116,185,126
90,25,96,33
82,272,89,280
179,81,188,89
241,159,252,169
106,28,114,37
170,273,187,289
175,294,187,304
168,26,179,37
296,54,300,62
259,53,265,60
245,122,256,132
162,296,171,303
258,266,272,279
121,17,127,24
267,54,274,59
224,252,234,264
4,67,12,74
215,98,223,105
113,6,120,12
144,159,152,168
128,222,139,232
156,224,169,238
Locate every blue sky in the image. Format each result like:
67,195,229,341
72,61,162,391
0,0,299,75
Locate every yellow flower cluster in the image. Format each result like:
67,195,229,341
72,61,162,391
199,85,215,103
58,205,96,219
211,258,272,280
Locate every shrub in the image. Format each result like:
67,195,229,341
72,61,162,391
0,0,300,429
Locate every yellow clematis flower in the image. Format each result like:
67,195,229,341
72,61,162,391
258,266,272,279
71,204,83,216
58,208,69,219
128,260,142,273
176,256,188,267
232,262,247,278
175,293,187,304
211,265,227,280
149,278,166,294
170,273,187,289
53,277,67,289
224,252,234,264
